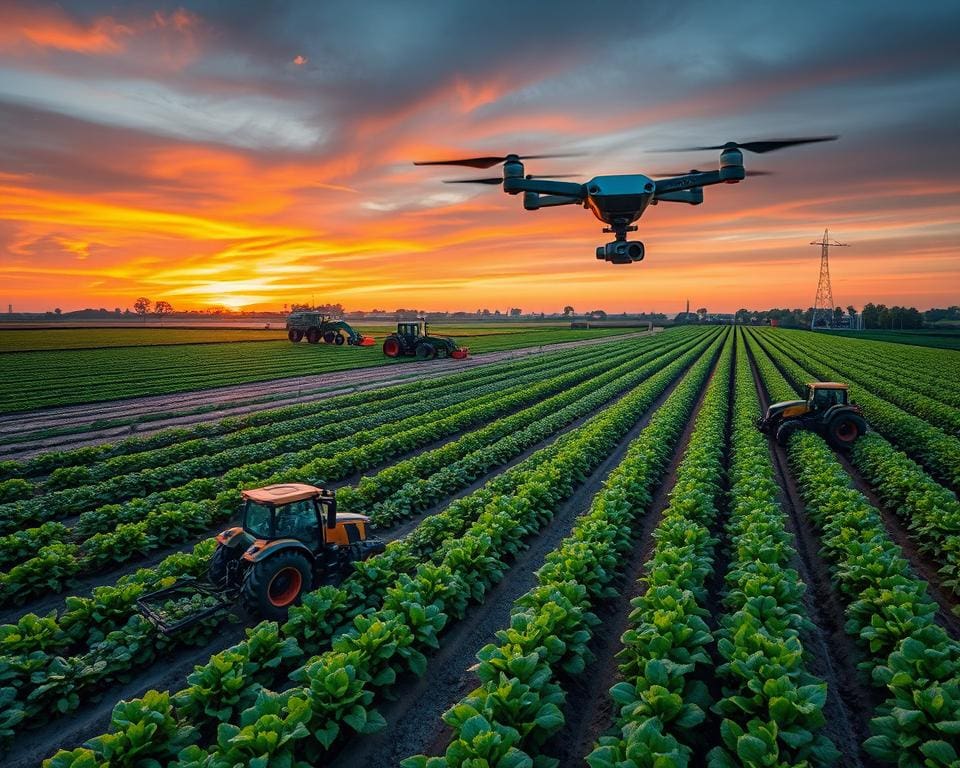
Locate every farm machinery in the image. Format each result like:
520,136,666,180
757,381,867,449
382,319,469,360
286,311,375,346
137,484,385,633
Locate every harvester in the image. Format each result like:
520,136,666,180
137,484,385,633
286,312,375,346
757,381,867,449
381,320,469,360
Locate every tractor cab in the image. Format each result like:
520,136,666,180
396,320,427,339
805,382,849,413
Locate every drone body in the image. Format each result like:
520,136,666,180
415,137,835,264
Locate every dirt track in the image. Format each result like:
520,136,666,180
0,330,655,459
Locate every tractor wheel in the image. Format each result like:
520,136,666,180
208,543,242,588
775,420,802,447
241,550,312,620
383,337,402,357
334,333,345,345
435,345,449,359
322,330,336,344
288,329,304,343
826,413,866,450
306,328,321,344
415,343,435,360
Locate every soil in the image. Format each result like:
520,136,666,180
745,340,875,766
327,344,702,768
0,331,655,459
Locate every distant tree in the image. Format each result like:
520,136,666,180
509,308,522,317
735,308,750,324
833,306,844,325
481,309,491,317
114,308,122,315
54,307,62,316
134,297,151,320
587,309,607,320
563,305,574,317
846,305,857,319
696,307,707,321
155,301,173,325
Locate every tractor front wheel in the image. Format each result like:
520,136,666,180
826,413,866,450
775,420,801,446
322,330,336,344
334,333,345,345
241,551,312,620
306,328,321,344
415,343,435,360
288,329,304,343
208,543,243,588
383,337,402,357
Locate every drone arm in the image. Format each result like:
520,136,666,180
653,188,703,205
653,170,726,196
523,193,582,210
504,177,585,199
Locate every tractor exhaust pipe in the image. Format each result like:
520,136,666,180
321,490,337,528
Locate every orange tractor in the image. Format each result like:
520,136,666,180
138,484,385,632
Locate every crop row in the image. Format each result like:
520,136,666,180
707,332,835,766
589,328,732,765
0,335,697,604
747,334,960,767
748,328,960,488
40,330,723,765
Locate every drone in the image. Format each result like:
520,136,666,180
414,136,837,264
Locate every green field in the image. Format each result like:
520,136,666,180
820,327,960,350
0,323,560,353
0,326,639,412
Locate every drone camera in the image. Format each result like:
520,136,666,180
597,240,644,264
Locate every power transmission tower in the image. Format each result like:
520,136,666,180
810,228,849,329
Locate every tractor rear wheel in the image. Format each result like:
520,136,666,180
415,342,435,360
383,337,402,357
241,550,312,620
826,413,866,450
334,333,345,345
288,329,304,343
306,328,321,344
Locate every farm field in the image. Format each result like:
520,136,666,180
819,328,960,351
0,325,639,413
1,325,958,768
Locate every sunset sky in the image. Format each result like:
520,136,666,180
1,0,958,314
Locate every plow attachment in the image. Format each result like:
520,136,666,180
137,578,234,636
451,347,469,360
357,335,376,346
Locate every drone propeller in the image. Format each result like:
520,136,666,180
658,136,837,154
415,152,580,169
443,173,579,185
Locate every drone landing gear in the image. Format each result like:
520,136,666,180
596,221,644,264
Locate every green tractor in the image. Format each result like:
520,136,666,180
382,320,469,360
286,312,375,346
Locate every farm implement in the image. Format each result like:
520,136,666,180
137,483,385,633
286,311,376,346
382,319,469,360
756,380,867,449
